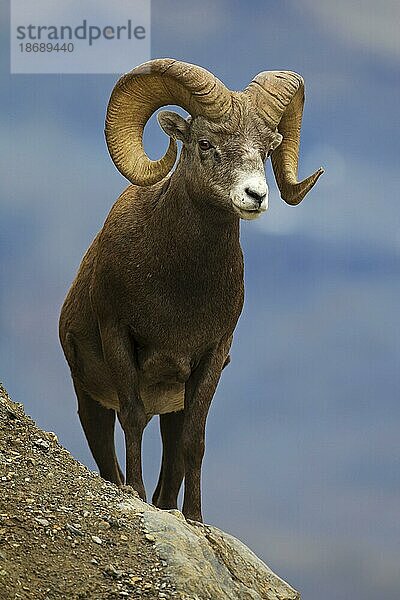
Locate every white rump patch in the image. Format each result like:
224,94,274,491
140,382,185,417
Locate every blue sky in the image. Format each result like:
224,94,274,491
1,2,399,599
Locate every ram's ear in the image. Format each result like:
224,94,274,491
157,111,190,143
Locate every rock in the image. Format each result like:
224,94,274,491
0,383,300,600
91,535,103,545
166,509,186,521
120,498,300,600
35,518,50,527
104,565,123,580
6,408,18,420
45,432,58,444
33,438,50,453
65,523,83,536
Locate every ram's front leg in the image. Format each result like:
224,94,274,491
182,347,227,522
98,320,147,500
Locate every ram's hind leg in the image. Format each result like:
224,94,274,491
74,380,124,485
152,410,185,509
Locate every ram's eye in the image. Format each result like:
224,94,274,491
198,139,212,151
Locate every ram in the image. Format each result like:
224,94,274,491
59,59,323,522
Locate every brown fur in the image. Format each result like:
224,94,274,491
59,107,279,521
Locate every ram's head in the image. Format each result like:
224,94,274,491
105,59,323,219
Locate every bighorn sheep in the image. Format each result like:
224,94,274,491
59,58,323,522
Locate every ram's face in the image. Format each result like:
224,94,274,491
158,111,282,220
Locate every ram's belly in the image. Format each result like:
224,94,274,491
140,381,185,417
92,381,185,417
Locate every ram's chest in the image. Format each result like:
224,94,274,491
132,255,244,349
175,262,242,317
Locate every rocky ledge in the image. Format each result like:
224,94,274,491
0,383,300,599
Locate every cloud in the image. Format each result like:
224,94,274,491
296,0,400,62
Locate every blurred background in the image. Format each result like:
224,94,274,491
1,1,399,598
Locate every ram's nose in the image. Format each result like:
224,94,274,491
245,187,267,207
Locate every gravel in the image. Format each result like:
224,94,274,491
0,383,178,600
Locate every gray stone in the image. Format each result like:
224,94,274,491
119,499,300,600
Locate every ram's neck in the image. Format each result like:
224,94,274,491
135,169,242,295
157,168,240,251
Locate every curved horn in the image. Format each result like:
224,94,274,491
245,71,323,205
105,58,233,186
